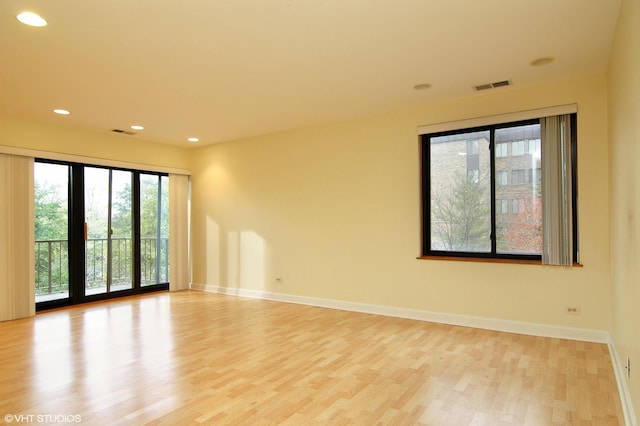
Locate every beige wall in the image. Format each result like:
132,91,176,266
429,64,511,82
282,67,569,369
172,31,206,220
0,113,190,171
190,74,611,331
608,0,640,419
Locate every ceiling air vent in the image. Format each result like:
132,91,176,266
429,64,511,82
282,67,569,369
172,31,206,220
111,129,136,136
473,80,512,92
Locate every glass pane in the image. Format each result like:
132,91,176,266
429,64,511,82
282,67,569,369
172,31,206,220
85,168,133,295
34,163,70,302
160,176,169,281
85,168,109,295
430,131,491,252
496,142,508,158
495,124,542,254
140,174,169,286
111,170,133,291
511,140,525,156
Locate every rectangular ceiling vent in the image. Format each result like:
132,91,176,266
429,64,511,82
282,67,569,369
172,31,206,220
111,129,136,136
473,80,512,92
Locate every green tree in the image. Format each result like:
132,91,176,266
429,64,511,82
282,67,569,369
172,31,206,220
431,172,490,251
111,177,169,238
111,182,132,237
35,171,170,291
34,180,69,294
35,181,68,240
139,176,169,284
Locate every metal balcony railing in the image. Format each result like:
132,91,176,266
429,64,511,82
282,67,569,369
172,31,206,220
35,237,169,296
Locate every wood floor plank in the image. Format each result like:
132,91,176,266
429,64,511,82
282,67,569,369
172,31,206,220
0,291,624,425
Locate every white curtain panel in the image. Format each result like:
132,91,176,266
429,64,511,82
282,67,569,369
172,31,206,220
541,115,573,266
0,154,35,320
169,174,190,291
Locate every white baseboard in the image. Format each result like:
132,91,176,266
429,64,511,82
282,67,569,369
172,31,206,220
609,343,638,426
189,283,610,344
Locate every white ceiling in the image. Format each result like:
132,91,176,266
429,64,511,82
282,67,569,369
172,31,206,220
0,0,621,147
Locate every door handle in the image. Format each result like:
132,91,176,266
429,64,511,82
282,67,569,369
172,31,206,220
84,222,88,241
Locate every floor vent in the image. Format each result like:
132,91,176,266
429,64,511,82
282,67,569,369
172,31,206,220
473,80,512,92
111,129,136,135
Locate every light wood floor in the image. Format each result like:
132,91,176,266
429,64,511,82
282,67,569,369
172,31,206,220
0,291,624,425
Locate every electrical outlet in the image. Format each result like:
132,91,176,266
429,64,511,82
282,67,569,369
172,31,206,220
626,356,631,379
564,305,581,315
275,276,283,284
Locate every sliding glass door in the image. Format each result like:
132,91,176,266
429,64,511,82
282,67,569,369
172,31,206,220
35,161,169,310
84,167,134,295
140,174,169,287
34,162,70,303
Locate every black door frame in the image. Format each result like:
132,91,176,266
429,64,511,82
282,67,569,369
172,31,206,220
35,159,168,311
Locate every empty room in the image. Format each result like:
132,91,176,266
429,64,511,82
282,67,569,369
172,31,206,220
0,0,638,424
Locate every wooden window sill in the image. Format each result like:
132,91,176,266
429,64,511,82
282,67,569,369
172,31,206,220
416,255,583,267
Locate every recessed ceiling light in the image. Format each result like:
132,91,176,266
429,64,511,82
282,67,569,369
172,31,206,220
187,137,199,142
17,11,47,27
131,125,144,130
53,109,70,115
530,57,555,67
413,83,432,90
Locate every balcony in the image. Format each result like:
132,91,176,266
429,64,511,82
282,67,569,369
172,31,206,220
35,237,169,303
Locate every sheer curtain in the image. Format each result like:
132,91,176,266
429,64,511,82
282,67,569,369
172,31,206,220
0,154,35,320
541,114,574,266
169,174,190,291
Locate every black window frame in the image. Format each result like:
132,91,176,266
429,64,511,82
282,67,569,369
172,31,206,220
35,158,170,311
420,114,578,262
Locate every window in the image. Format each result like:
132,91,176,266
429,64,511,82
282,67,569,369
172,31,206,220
511,169,525,185
420,113,578,262
529,168,541,184
140,174,169,286
34,160,170,309
528,138,541,155
497,199,508,214
511,140,525,156
428,130,491,253
497,199,520,215
495,143,508,158
496,171,508,186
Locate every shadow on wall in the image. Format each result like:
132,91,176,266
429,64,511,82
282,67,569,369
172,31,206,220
204,216,268,291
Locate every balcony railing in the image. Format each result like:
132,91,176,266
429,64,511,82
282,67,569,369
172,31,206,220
35,237,169,297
